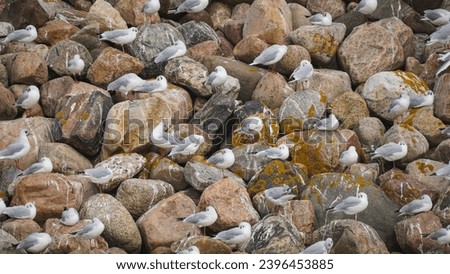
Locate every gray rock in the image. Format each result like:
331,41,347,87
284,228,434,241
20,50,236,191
148,155,188,191
46,40,93,78
38,142,93,175
434,139,450,163
0,63,8,87
0,22,14,37
229,144,272,182
354,117,386,150
178,21,220,48
434,74,450,124
0,229,22,254
0,84,17,120
70,24,102,52
434,185,450,226
334,10,368,36
252,72,294,109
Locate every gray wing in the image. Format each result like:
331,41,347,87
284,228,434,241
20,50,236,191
155,46,179,63
68,58,77,67
6,29,29,42
76,222,93,236
428,228,448,239
206,71,217,85
400,199,426,213
253,47,279,64
374,143,402,156
107,77,131,91
184,212,208,224
4,206,29,218
301,241,325,254
333,196,361,210
207,153,224,165
409,94,424,107
435,165,450,176
17,236,39,250
15,92,29,106
171,141,193,154
429,23,450,41
0,142,24,157
162,131,182,145
85,167,110,178
424,9,449,21
179,0,202,11
216,227,242,241
22,163,43,175
437,58,450,76
101,29,129,40
266,187,288,200
356,0,368,11
134,81,160,92
309,13,324,23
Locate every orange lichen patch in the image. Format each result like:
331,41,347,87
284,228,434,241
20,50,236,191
399,123,415,132
55,111,64,119
307,104,316,118
80,113,90,120
280,116,305,134
415,161,435,174
292,140,333,176
232,112,280,147
311,33,338,56
393,70,429,94
59,119,67,125
319,92,327,104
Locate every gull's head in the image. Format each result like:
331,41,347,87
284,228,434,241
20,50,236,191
21,129,30,137
325,238,333,249
175,40,184,46
192,134,204,144
421,194,431,201
73,54,81,60
40,157,51,163
357,192,367,200
279,144,288,151
205,206,216,213
445,225,450,230
398,141,407,147
28,85,39,93
26,25,36,32
324,12,332,20
239,222,250,230
425,90,434,97
400,93,410,99
216,66,226,73
156,75,166,83
300,60,311,67
130,27,138,33
25,202,35,209
348,146,356,151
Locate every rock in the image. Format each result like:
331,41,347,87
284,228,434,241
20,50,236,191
405,55,439,87
0,22,15,37
330,91,370,129
334,10,368,36
80,194,142,253
11,173,86,224
434,139,450,163
348,163,380,184
85,0,127,32
38,142,93,175
354,117,386,150
186,40,222,63
360,71,430,121
48,233,109,254
115,0,160,26
0,84,17,120
243,214,304,254
146,153,187,191
273,45,311,77
70,24,102,52
184,161,244,192
401,108,446,147
277,200,315,244
45,40,92,78
56,91,113,157
0,0,59,28
278,89,327,133
243,0,292,44
207,2,232,30
165,56,212,97
198,178,260,232
1,219,41,241
86,47,144,89
0,63,8,87
290,23,346,65
312,219,389,254
233,36,268,64
8,52,48,85
246,160,308,197
36,20,78,46
338,18,414,85
229,144,272,181
405,159,446,179
301,172,400,251
221,19,244,46
435,185,450,225
252,72,295,109
178,21,220,48
137,192,199,251
0,229,21,254
306,0,346,19
289,3,311,30
308,69,353,104
116,179,174,219
171,235,232,254
434,74,450,123
395,212,446,253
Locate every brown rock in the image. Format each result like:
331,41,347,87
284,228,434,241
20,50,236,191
9,52,48,85
0,0,55,28
36,20,78,46
38,142,93,175
306,0,346,19
45,40,92,78
289,3,311,30
171,235,232,254
330,91,370,129
401,108,446,147
1,219,41,241
0,83,17,120
243,0,292,44
435,185,450,225
115,0,160,26
207,2,232,30
278,200,315,244
348,163,380,183
354,117,386,149
434,73,450,123
405,54,439,87
231,3,251,20
44,218,90,236
252,72,294,109
48,233,109,254
308,69,353,104
434,139,450,162
273,45,311,77
147,153,187,191
198,178,260,232
233,36,268,64
186,40,222,63
219,19,244,46
0,63,8,87
85,0,127,32
184,161,244,192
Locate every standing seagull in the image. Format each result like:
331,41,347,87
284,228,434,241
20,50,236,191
14,85,40,110
397,194,433,216
154,40,187,64
314,114,339,131
289,60,314,90
424,225,450,245
107,73,145,97
19,157,53,176
264,185,297,206
309,12,333,26
255,144,290,160
0,198,6,215
339,146,358,169
134,75,168,93
422,9,450,26
16,232,52,253
3,202,36,220
213,222,252,245
355,0,378,15
60,207,80,226
250,45,288,71
205,66,228,89
207,148,235,169
75,218,105,239
167,0,209,14
327,192,368,220
141,0,160,15
410,91,434,108
67,54,85,81
100,27,138,51
370,141,408,162
301,238,333,254
432,161,450,180
179,206,218,235
168,134,204,157
0,129,31,162
2,25,37,44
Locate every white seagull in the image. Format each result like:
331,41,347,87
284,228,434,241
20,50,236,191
14,85,40,110
309,12,333,26
213,222,252,245
67,54,85,80
339,146,358,168
432,161,450,180
100,27,138,51
355,0,378,15
154,40,187,64
168,134,204,157
437,51,450,76
207,148,235,169
177,246,200,254
2,25,37,43
255,144,290,160
150,121,182,149
82,165,113,184
314,114,339,131
289,59,314,89
134,75,168,93
179,206,218,234
264,185,297,206
141,0,160,15
442,126,450,136
167,0,209,14
75,217,105,239
19,157,53,176
240,116,263,135
410,90,434,108
428,23,450,45
3,202,36,220
205,66,228,88
397,194,432,216
422,9,450,26
0,129,31,161
301,238,333,254
60,207,80,226
107,73,145,96
16,232,52,253
0,198,6,215
388,93,410,118
327,192,368,220
370,141,408,162
250,44,288,68
424,225,450,245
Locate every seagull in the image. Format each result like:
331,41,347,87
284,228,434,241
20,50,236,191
389,93,410,118
67,54,85,80
264,185,297,206
60,207,80,226
100,27,138,51
141,0,160,15
423,225,450,245
442,126,450,137
288,60,314,89
314,114,339,131
19,157,53,176
0,198,6,215
428,23,450,45
82,165,113,184
0,129,31,161
213,222,252,245
16,232,52,253
134,75,168,93
301,238,333,254
207,148,235,169
205,66,228,88
355,0,378,15
154,40,187,64
14,85,40,110
178,206,218,234
250,44,288,70
409,90,434,108
107,73,145,96
75,217,105,239
422,9,450,26
327,192,368,220
309,12,333,26
240,116,263,135
370,141,408,162
168,134,204,157
150,121,182,149
339,146,358,168
167,0,209,14
2,25,37,44
255,144,290,160
432,161,450,180
177,246,200,254
3,202,36,220
437,51,450,76
396,194,432,216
